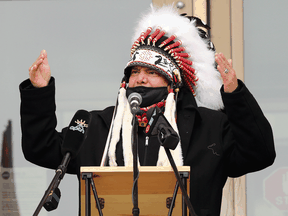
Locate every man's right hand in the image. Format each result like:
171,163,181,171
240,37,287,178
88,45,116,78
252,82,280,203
29,50,51,88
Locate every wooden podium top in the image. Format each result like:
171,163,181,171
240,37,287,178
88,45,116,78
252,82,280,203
81,166,190,172
80,166,190,215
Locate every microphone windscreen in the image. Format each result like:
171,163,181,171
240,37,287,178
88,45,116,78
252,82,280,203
61,110,91,159
128,92,142,105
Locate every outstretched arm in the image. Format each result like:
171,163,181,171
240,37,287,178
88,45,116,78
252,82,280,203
29,50,51,88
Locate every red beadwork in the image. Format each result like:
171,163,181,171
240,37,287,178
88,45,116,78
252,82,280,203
130,43,139,55
131,32,145,52
147,27,161,45
142,116,148,123
132,33,144,47
164,40,182,51
137,116,142,122
183,67,197,82
184,71,196,86
168,47,186,54
131,47,137,53
140,100,166,112
152,31,166,46
173,74,178,83
141,27,152,44
176,57,193,66
181,62,195,74
179,64,197,81
131,44,138,53
130,49,137,56
121,81,126,88
145,125,151,133
183,69,196,84
136,100,165,127
138,32,144,40
174,52,190,58
136,100,166,127
159,35,177,48
183,75,196,95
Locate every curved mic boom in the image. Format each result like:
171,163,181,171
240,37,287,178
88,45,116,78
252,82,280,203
39,110,91,213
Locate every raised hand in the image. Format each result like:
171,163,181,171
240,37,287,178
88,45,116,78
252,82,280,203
215,53,238,93
29,50,51,88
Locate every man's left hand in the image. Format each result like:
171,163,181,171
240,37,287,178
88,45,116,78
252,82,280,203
215,53,238,93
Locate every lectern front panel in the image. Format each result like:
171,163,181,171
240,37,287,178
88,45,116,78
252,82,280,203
80,166,190,216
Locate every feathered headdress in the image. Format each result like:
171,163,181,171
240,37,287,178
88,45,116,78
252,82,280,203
124,4,224,110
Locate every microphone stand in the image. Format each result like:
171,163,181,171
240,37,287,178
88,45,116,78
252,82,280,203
132,114,140,216
145,106,197,216
156,122,197,216
164,147,197,216
33,153,70,216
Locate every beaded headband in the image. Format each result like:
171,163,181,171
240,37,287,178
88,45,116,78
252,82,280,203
125,40,182,86
124,5,224,110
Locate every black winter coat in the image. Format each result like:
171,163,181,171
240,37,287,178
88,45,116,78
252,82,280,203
20,77,275,216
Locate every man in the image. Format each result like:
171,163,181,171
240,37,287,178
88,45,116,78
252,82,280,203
20,5,275,216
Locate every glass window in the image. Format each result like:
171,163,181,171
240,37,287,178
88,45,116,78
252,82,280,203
0,1,151,215
244,1,288,215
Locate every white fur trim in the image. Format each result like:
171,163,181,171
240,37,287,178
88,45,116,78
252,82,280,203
157,92,183,166
122,105,134,167
108,87,127,166
169,94,183,166
131,5,224,110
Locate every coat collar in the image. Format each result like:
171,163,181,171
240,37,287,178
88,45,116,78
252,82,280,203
176,87,201,159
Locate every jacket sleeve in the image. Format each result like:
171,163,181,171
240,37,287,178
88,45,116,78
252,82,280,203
20,77,67,171
221,80,276,177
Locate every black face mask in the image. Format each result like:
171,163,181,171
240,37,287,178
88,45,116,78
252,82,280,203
126,86,168,107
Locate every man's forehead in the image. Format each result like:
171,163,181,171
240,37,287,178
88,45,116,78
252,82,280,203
132,66,157,71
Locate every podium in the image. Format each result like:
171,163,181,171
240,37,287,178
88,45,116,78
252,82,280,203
80,166,190,216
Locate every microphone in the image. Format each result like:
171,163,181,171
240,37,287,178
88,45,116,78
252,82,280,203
43,110,91,212
145,106,179,150
128,92,142,114
61,109,91,159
